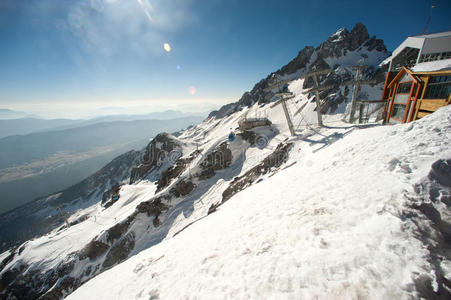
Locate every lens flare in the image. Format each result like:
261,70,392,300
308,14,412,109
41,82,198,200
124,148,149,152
188,86,196,95
163,43,171,52
176,65,181,71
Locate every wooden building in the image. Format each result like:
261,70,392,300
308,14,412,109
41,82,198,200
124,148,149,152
382,67,451,123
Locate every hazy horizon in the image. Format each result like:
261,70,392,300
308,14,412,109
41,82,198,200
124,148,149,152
0,100,223,119
2,0,450,120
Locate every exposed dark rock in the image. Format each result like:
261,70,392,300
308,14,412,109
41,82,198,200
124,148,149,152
153,217,162,227
0,249,15,272
84,266,92,277
208,203,220,215
222,143,292,202
171,180,195,198
103,233,135,269
237,130,257,145
156,151,200,192
208,102,239,119
69,214,89,227
276,46,315,76
136,198,169,218
198,168,216,180
56,261,75,279
102,182,121,206
0,267,21,289
106,214,136,244
130,133,179,184
0,265,40,300
200,142,232,171
78,241,110,261
40,276,79,300
157,163,186,192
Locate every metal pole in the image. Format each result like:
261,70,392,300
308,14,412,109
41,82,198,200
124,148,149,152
312,74,323,127
281,98,295,136
349,67,362,123
56,206,70,227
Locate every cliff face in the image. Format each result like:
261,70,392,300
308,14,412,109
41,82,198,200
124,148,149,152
208,23,389,119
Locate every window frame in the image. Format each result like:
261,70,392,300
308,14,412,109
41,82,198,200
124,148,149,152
424,76,451,99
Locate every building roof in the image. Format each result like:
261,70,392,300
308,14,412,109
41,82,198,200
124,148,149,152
410,31,451,39
387,67,421,88
385,30,451,71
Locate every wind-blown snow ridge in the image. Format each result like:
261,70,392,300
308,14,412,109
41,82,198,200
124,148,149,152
67,106,451,300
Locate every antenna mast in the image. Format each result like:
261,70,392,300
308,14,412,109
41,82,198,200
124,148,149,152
422,2,435,35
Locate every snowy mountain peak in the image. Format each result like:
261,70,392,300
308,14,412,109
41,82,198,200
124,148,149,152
331,27,346,37
209,23,388,119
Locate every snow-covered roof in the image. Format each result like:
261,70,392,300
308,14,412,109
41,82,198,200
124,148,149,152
411,58,451,72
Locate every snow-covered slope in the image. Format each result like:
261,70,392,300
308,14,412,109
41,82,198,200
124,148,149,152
67,105,451,300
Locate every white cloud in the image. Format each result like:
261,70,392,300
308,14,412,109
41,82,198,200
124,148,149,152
61,0,196,62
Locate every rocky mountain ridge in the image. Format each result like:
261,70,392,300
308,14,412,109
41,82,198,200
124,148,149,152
208,23,388,119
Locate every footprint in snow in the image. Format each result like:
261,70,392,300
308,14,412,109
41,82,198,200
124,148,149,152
133,263,144,274
388,158,412,174
256,243,271,255
148,289,160,300
285,207,302,216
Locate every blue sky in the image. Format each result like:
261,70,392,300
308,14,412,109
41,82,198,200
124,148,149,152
0,0,450,118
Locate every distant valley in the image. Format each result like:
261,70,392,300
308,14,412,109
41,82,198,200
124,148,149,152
0,114,203,213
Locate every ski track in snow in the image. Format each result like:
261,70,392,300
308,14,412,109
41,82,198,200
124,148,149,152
66,106,451,300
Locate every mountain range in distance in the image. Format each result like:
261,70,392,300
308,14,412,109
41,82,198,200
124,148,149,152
0,109,208,139
0,111,205,214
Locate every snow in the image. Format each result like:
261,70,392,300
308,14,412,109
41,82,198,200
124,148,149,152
330,28,345,42
324,48,387,69
67,105,451,299
411,58,451,72
6,181,157,272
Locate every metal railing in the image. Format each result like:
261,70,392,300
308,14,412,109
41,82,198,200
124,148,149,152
356,100,387,124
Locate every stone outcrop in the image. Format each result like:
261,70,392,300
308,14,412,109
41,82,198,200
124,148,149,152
130,133,180,184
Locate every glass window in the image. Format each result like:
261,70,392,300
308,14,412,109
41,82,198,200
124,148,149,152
425,76,451,99
391,104,406,120
397,81,412,94
419,52,451,63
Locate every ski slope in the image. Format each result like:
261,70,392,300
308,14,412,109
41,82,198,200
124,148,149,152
67,106,451,300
